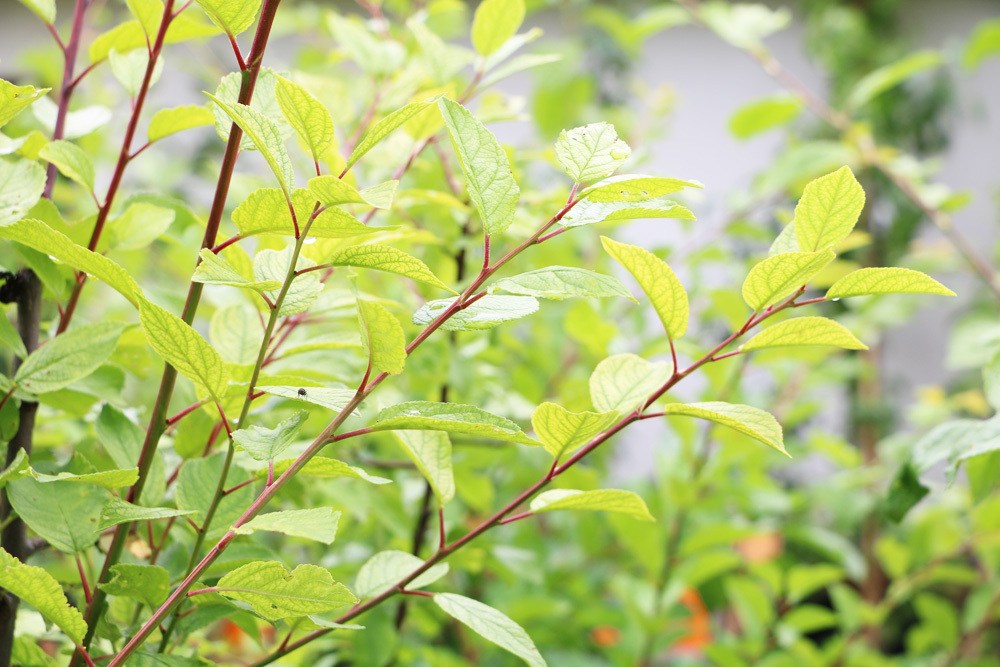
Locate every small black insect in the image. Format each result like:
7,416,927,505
297,388,307,396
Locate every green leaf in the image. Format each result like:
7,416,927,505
579,174,702,203
491,267,634,301
329,244,453,292
554,122,631,183
0,80,48,128
96,405,165,504
215,561,357,621
147,105,215,143
357,299,406,375
589,353,671,413
531,403,620,459
793,166,865,252
371,401,539,446
6,477,106,553
601,236,688,339
232,411,307,461
741,251,835,310
97,497,195,530
232,188,379,239
358,180,398,210
268,456,391,485
354,550,449,598
561,195,694,227
0,548,87,644
471,0,526,56
413,295,539,331
0,159,46,226
345,95,442,172
438,98,520,236
193,0,261,36
963,19,1000,69
308,176,397,209
741,316,868,352
252,246,316,314
698,2,790,49
729,95,802,139
0,449,29,490
529,488,654,521
234,508,341,545
261,385,358,413
210,303,262,365
206,93,293,195
14,0,56,24
109,49,164,97
275,76,335,162
434,593,546,667
192,248,281,292
662,401,786,455
88,9,219,63
138,298,229,400
392,431,454,504
14,322,128,394
175,452,254,528
29,467,138,490
100,564,170,607
825,267,955,299
846,51,943,110
38,140,94,192
106,202,175,251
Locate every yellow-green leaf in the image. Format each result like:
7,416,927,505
741,316,867,352
207,93,293,195
15,322,128,395
531,403,620,459
147,104,215,142
193,0,262,36
434,593,546,667
793,166,865,252
15,0,56,24
0,80,48,128
275,75,335,162
471,0,526,57
192,248,282,292
825,267,955,299
357,299,406,375
589,353,671,413
847,51,943,110
601,236,688,339
372,401,539,446
662,401,786,455
392,431,454,504
554,122,630,183
0,159,46,226
741,250,835,310
0,548,87,644
215,561,357,621
579,174,702,203
38,140,95,192
529,488,654,521
232,188,379,239
234,508,340,545
328,244,453,292
345,95,442,172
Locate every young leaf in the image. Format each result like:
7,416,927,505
371,401,539,446
105,202,175,251
345,95,442,171
0,449,29,490
0,158,45,226
491,267,634,301
14,322,129,394
193,0,262,36
138,298,230,400
359,180,398,209
438,98,520,236
268,457,391,485
38,140,95,192
846,51,943,110
354,550,449,598
100,564,170,607
29,467,138,490
579,174,702,203
560,195,694,227
234,508,341,545
215,561,358,621
307,175,368,207
210,303,262,365
471,0,526,57
232,411,308,461
14,0,56,25
662,401,786,455
531,403,620,459
0,80,48,128
413,295,539,331
357,299,406,375
0,548,87,644
147,104,215,142
192,248,282,291
5,478,106,553
275,75,335,161
529,489,655,521
393,431,455,504
97,497,195,530
108,49,164,97
589,353,672,413
793,166,865,252
729,95,803,139
261,385,358,413
741,251,835,310
825,267,955,299
434,593,547,667
206,94,294,195
232,188,379,239
741,316,868,352
253,247,324,316
601,236,688,340
329,244,453,292
554,122,631,183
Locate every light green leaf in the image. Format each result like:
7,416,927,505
847,51,943,110
601,236,688,339
329,244,453,292
345,95,442,171
210,68,289,149
359,180,398,209
579,174,702,203
97,497,195,530
0,158,45,226
768,222,799,255
662,401,786,455
268,457,391,485
109,49,164,97
372,401,539,446
232,188,378,239
434,593,546,667
0,548,87,644
491,267,634,301
139,298,229,400
234,508,340,545
15,322,129,394
30,467,137,490
589,353,671,413
479,53,562,90
393,431,454,504
307,175,368,207
555,122,631,183
729,95,802,139
963,19,1000,69
253,246,324,316
699,2,790,49
14,0,56,24
412,295,538,331
438,98,520,236
6,477,106,553
0,80,48,128
531,403,620,459
32,96,111,140
825,267,955,299
275,75,335,162
106,202,175,251
193,0,261,36
193,248,281,292
793,166,865,252
96,405,165,505
100,563,170,607
741,251,835,310
741,316,867,352
38,140,95,192
357,299,406,375
560,195,694,227
216,561,357,621
354,550,449,598
529,488,654,521
147,105,215,142
471,0,526,56
175,452,254,528
0,311,25,357
207,93,293,195
0,450,29,490
210,303,262,365
88,11,219,63
232,411,307,462
261,385,357,413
